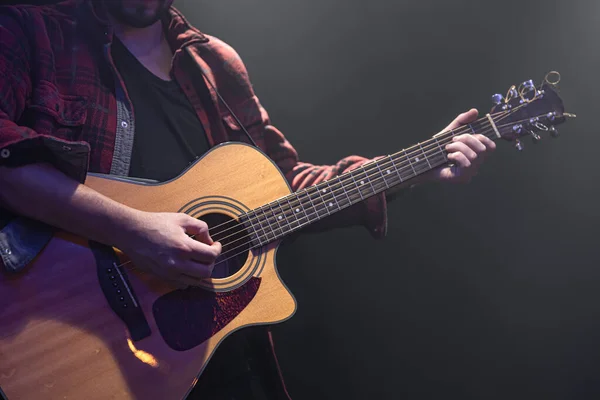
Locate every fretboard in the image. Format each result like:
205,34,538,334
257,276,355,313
241,116,499,247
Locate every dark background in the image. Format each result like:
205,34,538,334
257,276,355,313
7,0,600,399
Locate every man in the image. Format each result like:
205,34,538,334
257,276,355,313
0,0,495,398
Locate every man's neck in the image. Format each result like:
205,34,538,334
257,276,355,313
111,20,174,81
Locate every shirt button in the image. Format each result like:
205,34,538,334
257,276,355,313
0,148,10,159
121,121,128,128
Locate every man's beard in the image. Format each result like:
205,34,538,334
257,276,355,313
104,0,172,29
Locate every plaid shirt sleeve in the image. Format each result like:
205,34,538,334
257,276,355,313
0,7,90,183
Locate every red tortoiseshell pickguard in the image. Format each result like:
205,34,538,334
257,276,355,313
152,277,261,351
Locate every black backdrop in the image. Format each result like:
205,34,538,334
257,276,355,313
5,0,600,399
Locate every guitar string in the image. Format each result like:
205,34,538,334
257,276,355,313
121,110,539,274
187,110,521,258
198,106,552,262
188,109,514,239
118,108,530,277
118,93,545,275
193,106,524,244
201,103,527,245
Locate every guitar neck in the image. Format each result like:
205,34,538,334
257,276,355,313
242,116,500,246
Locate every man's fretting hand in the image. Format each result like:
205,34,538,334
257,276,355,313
118,211,222,287
432,108,497,184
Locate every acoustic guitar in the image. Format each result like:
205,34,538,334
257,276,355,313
0,76,574,399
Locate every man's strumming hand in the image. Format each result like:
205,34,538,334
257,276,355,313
116,211,222,287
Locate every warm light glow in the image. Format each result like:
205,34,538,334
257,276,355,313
127,338,159,368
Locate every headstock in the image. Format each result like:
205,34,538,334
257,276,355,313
488,71,575,150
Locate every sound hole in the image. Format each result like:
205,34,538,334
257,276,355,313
201,213,250,278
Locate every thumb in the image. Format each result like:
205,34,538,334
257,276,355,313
180,214,214,244
440,108,479,134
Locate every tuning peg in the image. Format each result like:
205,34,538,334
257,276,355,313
531,132,542,143
513,124,523,134
515,139,524,151
522,79,535,90
549,126,559,138
508,87,518,98
491,94,504,105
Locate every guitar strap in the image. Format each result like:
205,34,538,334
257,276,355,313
184,47,259,148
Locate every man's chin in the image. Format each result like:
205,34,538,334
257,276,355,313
117,15,163,29
104,0,172,29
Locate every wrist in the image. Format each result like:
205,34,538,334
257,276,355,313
109,207,147,250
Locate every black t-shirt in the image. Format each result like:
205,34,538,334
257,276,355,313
111,37,210,182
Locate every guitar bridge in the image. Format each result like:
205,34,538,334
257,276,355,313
90,241,151,342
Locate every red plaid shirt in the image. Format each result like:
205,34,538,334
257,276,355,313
0,0,387,271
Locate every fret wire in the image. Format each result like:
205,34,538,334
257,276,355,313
372,162,390,190
325,180,341,211
310,186,329,219
285,197,302,229
337,175,354,205
304,186,321,221
418,142,433,169
260,207,277,241
295,190,313,226
403,149,417,177
268,201,285,237
368,164,388,193
272,198,288,237
304,186,325,221
360,165,377,197
349,169,365,200
388,155,403,184
433,137,448,162
315,185,332,217
253,213,269,245
245,212,264,247
277,199,294,234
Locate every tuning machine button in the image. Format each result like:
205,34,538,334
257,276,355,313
515,139,524,151
549,126,559,138
522,79,535,90
491,94,504,105
531,132,542,143
513,124,523,134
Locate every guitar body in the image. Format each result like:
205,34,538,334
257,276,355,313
0,143,297,400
